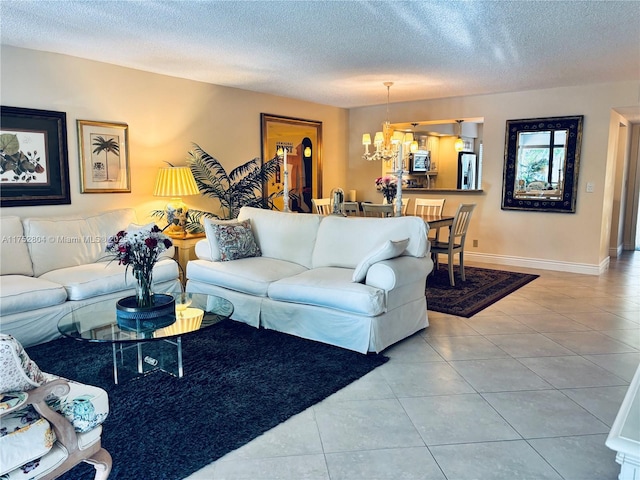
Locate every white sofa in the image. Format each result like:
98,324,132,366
186,206,433,353
0,209,181,347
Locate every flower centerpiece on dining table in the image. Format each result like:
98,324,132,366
106,225,173,308
375,175,398,204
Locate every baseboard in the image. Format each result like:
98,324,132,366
610,244,624,258
464,252,609,275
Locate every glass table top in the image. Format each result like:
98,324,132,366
58,291,234,343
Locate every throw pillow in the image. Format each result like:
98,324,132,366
210,220,261,262
352,238,409,283
204,218,242,261
0,334,48,394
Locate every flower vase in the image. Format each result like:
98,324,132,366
384,194,395,205
134,269,154,308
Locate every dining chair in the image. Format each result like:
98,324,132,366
430,203,476,287
343,201,360,216
361,203,394,217
383,197,409,215
414,198,446,241
311,198,332,215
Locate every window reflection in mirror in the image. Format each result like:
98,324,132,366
514,130,567,199
502,115,583,213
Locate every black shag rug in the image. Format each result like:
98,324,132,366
426,265,539,317
26,320,388,480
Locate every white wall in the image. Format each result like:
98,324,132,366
349,81,640,273
0,46,348,223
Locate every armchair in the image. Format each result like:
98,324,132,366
0,334,111,479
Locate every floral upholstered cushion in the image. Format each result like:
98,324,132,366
0,335,49,394
0,406,56,477
0,332,109,477
209,220,262,262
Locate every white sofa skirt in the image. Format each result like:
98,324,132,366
260,296,428,354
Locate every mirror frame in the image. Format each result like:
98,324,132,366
502,115,583,213
260,113,323,208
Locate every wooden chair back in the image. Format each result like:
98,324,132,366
414,198,445,216
311,198,331,215
343,201,360,216
361,203,394,217
383,197,409,215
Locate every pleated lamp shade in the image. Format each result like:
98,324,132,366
153,167,200,197
154,166,200,237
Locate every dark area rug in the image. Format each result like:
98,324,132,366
426,265,539,317
26,320,388,480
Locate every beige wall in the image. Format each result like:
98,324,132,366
0,46,348,222
3,46,638,274
349,81,640,273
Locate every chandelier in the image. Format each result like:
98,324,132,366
362,82,407,162
362,82,420,217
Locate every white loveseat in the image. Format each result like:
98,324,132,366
0,209,181,347
186,207,433,353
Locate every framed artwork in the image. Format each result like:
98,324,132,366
260,113,322,213
0,106,71,207
77,119,130,193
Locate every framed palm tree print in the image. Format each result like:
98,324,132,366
77,120,130,193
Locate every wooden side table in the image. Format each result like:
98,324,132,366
169,233,206,286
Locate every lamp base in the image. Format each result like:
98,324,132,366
165,197,188,234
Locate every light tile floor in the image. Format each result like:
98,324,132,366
187,253,640,480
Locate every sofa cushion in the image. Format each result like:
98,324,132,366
187,257,307,296
238,207,322,269
0,276,67,316
0,216,34,276
23,208,137,276
207,220,261,261
312,215,428,269
352,238,409,283
268,267,386,316
40,257,179,301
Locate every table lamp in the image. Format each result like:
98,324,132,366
153,165,200,238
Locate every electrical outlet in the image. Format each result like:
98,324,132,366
586,182,595,193
473,239,478,247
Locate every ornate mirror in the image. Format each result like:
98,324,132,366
261,114,322,213
502,115,583,213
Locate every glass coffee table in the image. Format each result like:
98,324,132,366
58,291,233,384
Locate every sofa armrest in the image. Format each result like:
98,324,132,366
365,255,433,291
194,239,213,261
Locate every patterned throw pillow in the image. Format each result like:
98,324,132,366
0,334,48,394
210,220,261,261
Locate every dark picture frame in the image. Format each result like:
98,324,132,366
0,106,71,207
501,115,583,213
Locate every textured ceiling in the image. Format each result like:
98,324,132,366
1,0,639,108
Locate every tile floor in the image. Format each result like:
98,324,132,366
187,253,640,480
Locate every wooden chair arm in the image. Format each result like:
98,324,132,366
27,379,79,451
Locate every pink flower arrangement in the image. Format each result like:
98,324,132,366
375,176,397,203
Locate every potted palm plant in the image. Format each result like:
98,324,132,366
153,143,284,232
